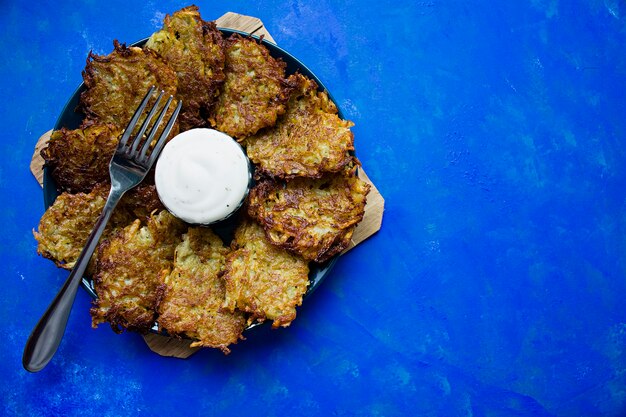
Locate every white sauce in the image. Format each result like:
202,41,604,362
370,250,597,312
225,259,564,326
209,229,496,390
154,128,250,224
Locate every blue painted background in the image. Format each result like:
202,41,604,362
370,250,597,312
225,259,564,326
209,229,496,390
2,1,626,416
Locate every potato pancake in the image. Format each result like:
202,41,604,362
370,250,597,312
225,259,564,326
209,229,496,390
245,73,355,179
222,219,309,328
157,227,245,353
34,183,131,270
247,164,370,262
145,5,225,131
80,40,179,133
91,210,186,333
41,123,121,193
210,34,291,139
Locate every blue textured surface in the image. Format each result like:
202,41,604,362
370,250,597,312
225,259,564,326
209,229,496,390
2,1,626,416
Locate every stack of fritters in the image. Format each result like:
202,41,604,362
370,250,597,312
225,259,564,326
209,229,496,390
34,5,370,353
243,74,370,262
91,210,186,333
34,183,162,272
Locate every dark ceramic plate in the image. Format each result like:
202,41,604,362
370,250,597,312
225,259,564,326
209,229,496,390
43,28,340,329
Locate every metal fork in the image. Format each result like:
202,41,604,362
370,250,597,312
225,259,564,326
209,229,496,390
23,87,182,372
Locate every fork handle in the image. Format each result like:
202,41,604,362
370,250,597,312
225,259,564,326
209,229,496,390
22,188,124,372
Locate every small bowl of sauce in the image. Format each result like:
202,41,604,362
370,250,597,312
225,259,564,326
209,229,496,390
154,128,251,225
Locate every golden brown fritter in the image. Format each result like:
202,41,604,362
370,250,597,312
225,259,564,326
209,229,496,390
41,123,121,193
80,40,179,133
91,210,186,333
157,227,245,353
222,219,310,328
210,34,292,140
245,73,355,179
145,5,225,131
34,183,132,270
247,164,370,262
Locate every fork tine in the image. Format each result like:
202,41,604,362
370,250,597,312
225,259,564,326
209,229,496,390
139,95,174,160
118,86,155,147
129,90,164,155
148,100,182,166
